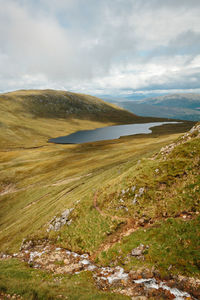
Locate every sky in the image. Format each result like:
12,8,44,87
1,0,200,97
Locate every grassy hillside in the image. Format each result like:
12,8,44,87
0,89,171,150
0,90,198,299
96,125,200,274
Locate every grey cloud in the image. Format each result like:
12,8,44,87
124,67,200,93
169,31,200,56
142,0,200,9
143,30,200,61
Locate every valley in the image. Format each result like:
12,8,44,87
0,90,199,299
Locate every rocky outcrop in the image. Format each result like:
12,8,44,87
47,208,74,232
132,187,145,204
131,244,149,257
158,123,200,160
0,292,23,299
117,186,145,208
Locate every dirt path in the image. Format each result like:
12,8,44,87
92,191,149,258
93,191,128,222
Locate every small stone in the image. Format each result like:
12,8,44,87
60,218,67,224
61,209,70,219
54,222,61,231
138,218,145,226
141,269,154,279
131,186,136,192
81,259,90,265
131,244,146,256
67,219,72,226
132,194,138,204
132,199,137,205
138,187,145,196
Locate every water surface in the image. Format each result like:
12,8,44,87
49,122,178,144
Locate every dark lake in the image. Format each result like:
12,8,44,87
49,122,178,144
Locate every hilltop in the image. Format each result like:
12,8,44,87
0,89,199,299
109,93,200,121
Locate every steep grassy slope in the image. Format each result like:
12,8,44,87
95,124,200,276
0,128,188,252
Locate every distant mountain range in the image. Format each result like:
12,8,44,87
103,93,200,121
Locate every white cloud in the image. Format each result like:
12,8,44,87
0,0,200,95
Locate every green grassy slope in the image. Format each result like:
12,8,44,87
95,124,200,277
0,259,129,300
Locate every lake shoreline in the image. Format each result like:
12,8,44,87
48,121,181,144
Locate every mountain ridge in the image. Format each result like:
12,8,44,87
104,93,200,121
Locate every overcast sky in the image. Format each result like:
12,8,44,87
1,0,200,96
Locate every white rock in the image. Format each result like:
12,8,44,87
81,259,90,265
134,278,191,299
132,194,138,204
80,253,89,259
138,187,145,196
131,244,145,256
107,267,128,284
61,209,71,219
87,265,97,271
131,186,136,192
